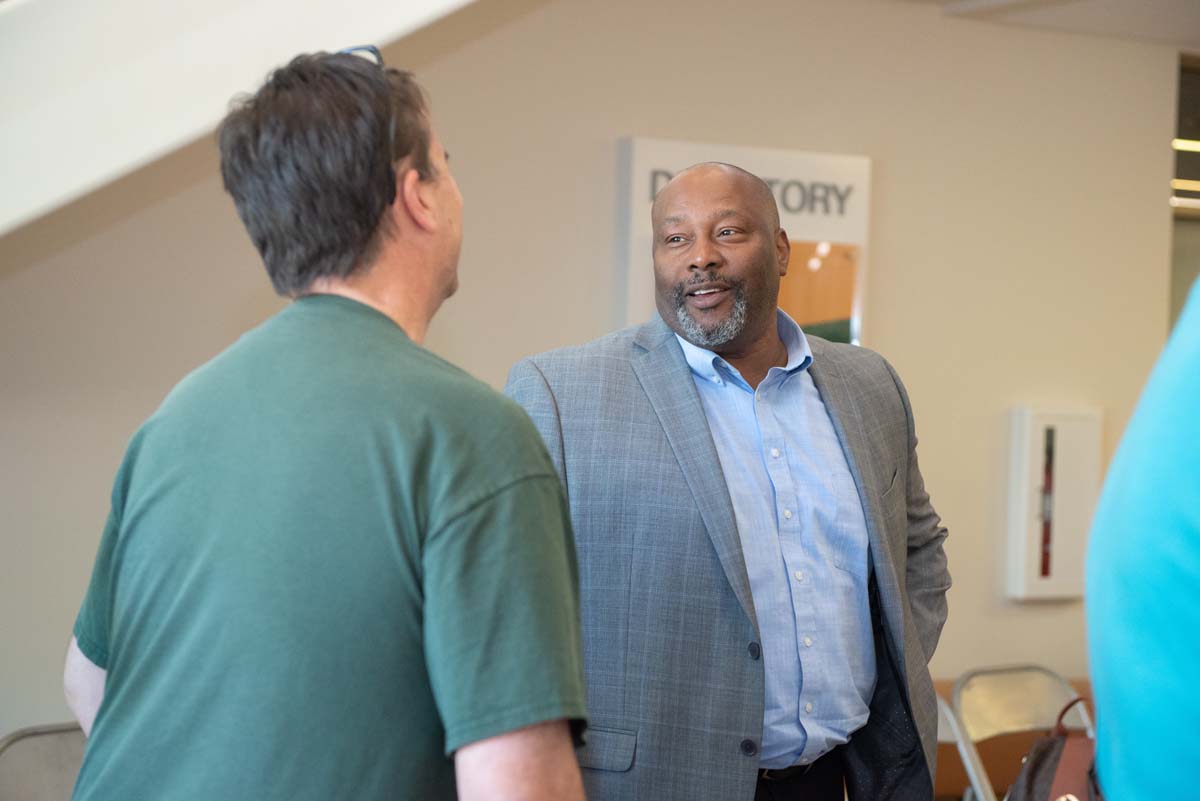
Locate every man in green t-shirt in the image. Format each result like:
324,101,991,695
62,48,586,801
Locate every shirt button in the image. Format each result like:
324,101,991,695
748,642,761,660
740,739,758,756
783,509,793,520
770,448,781,458
804,636,813,647
794,570,804,582
805,702,814,714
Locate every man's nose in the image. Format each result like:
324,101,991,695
689,238,723,271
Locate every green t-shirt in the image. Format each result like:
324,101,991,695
71,295,586,801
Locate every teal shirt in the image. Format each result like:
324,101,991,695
1086,281,1200,799
72,295,586,801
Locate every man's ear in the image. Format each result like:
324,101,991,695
398,167,437,233
776,229,791,276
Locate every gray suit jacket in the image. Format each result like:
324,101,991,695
506,316,950,801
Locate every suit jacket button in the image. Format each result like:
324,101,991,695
740,739,758,756
748,642,761,660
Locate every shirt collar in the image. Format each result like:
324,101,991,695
675,309,814,386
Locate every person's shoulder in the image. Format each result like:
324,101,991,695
807,334,895,379
381,349,559,492
403,346,535,426
523,324,642,366
806,335,916,417
511,321,664,381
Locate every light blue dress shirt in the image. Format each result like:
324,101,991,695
677,310,876,768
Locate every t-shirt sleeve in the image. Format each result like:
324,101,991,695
73,507,120,669
421,473,587,755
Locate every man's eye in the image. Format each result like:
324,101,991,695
718,228,736,236
666,235,685,244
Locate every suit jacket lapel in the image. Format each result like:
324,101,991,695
807,339,906,644
630,318,759,632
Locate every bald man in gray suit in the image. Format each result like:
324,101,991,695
506,163,950,801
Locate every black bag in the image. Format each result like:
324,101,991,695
1007,697,1104,801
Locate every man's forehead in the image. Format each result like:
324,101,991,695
656,207,747,226
653,165,774,223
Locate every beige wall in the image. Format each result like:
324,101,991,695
0,0,1176,735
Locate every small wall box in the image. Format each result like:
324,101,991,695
1006,406,1102,600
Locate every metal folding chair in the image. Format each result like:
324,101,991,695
943,664,1092,801
0,723,85,801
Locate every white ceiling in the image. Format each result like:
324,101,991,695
912,0,1200,54
0,0,473,238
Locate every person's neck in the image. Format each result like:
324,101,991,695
305,259,440,344
716,325,787,390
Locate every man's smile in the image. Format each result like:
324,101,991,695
685,282,732,311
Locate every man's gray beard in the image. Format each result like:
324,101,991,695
672,283,748,349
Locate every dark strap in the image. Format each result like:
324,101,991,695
1048,696,1098,801
1054,696,1088,736
1047,733,1094,801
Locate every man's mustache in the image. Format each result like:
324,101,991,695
671,273,742,304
